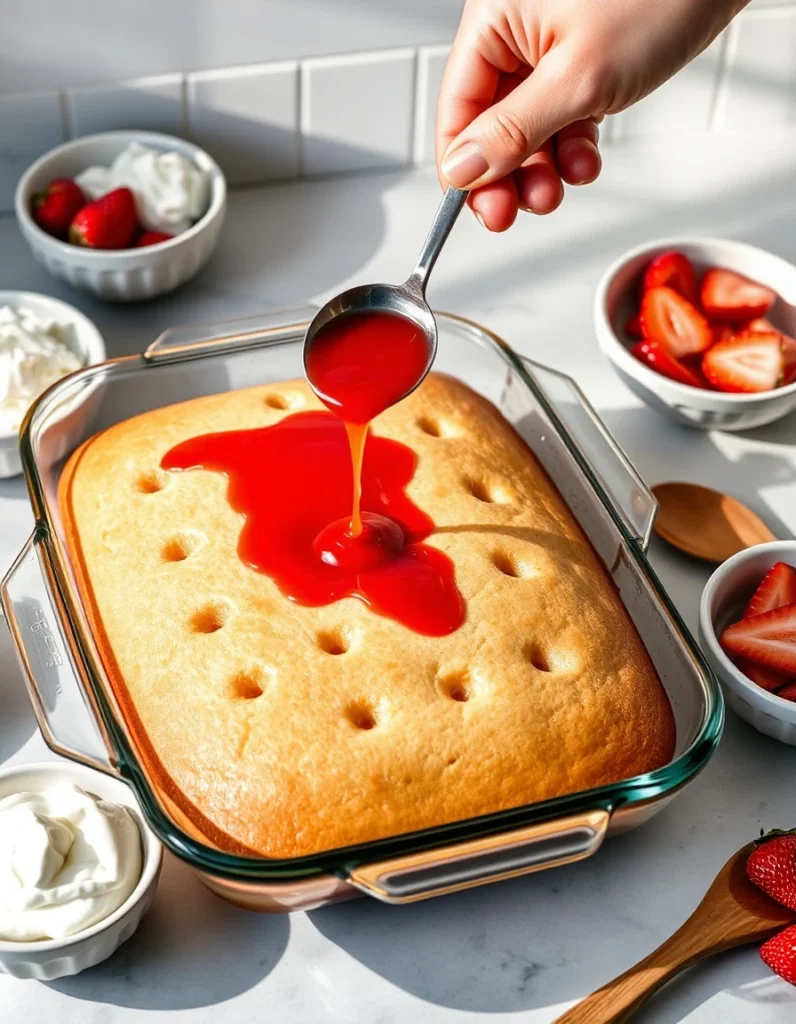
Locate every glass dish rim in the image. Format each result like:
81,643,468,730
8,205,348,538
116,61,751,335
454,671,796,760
16,310,724,881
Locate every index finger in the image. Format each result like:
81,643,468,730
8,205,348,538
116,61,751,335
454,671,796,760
435,22,504,170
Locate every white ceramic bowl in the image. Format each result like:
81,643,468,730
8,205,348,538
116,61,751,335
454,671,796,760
0,761,162,980
15,130,226,302
595,237,796,431
699,540,796,745
0,290,105,478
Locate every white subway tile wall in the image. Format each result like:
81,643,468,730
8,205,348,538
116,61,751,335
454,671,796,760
722,7,796,128
2,7,796,214
65,74,185,138
301,50,416,176
187,62,300,186
613,32,729,139
413,45,449,164
0,90,65,211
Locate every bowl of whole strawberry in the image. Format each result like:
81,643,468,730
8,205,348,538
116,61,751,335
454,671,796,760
595,237,796,431
15,131,226,302
700,541,796,744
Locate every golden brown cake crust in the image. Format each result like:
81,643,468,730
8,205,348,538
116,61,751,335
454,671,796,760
59,374,675,858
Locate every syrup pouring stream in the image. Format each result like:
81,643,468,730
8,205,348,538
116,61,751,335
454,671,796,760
303,186,468,537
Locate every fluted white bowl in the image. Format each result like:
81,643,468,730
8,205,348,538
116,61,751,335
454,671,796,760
0,761,162,979
15,130,226,302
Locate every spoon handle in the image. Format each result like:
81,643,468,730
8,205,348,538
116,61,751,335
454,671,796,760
407,186,469,296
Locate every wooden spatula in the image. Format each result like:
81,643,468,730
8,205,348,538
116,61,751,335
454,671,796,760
553,843,796,1024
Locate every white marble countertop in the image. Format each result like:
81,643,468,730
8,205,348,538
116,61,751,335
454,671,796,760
1,130,796,1023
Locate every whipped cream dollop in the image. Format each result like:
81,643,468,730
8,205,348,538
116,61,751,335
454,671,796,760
0,783,142,942
0,305,82,435
76,143,209,235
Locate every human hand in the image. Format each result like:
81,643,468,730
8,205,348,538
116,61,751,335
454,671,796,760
437,0,749,230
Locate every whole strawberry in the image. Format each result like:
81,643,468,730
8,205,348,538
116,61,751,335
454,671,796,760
69,187,138,249
760,925,796,985
746,830,796,913
32,178,85,239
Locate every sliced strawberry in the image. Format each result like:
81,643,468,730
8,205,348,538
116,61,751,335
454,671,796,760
736,658,790,692
625,313,643,338
783,335,796,386
712,322,735,345
746,317,778,333
701,268,776,323
721,603,796,674
745,320,796,385
777,681,796,701
643,251,698,302
702,331,783,393
745,562,796,618
760,925,796,985
630,339,707,389
640,286,712,359
735,564,796,691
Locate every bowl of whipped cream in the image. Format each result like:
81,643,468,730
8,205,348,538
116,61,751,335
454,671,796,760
16,131,226,302
0,761,162,980
0,290,105,478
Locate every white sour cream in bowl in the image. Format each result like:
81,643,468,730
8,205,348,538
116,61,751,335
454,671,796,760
0,782,142,942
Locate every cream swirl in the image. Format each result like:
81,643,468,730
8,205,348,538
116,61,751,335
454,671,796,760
0,783,142,942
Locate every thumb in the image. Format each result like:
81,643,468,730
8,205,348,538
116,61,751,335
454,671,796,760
441,52,592,189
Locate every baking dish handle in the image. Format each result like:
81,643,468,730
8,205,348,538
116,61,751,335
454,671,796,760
1,531,122,778
347,809,610,904
521,357,657,552
143,305,320,362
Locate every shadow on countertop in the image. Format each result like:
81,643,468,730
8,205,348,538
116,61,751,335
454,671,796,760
0,617,36,761
48,854,289,1009
309,710,796,1017
597,405,796,548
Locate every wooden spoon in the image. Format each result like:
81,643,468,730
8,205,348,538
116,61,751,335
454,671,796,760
552,843,796,1024
651,482,776,563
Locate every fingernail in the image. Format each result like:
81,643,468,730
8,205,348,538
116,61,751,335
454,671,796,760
442,142,488,188
474,210,486,228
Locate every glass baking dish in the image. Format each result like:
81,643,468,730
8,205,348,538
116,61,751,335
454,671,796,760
1,307,723,912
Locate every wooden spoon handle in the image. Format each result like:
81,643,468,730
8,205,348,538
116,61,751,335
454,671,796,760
551,922,722,1024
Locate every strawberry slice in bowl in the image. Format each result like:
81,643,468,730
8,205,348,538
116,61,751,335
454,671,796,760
643,250,698,302
702,331,784,394
699,542,796,744
641,286,713,360
745,562,796,619
720,604,796,677
701,268,776,323
730,563,796,694
630,339,707,389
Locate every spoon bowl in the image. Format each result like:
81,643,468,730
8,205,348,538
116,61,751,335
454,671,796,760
303,186,468,407
651,481,776,563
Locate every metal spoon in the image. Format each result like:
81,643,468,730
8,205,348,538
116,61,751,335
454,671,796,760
652,481,776,563
303,186,468,400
